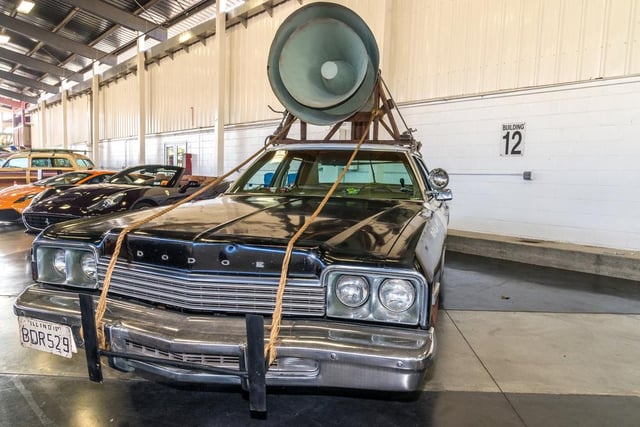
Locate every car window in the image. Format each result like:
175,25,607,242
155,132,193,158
233,149,420,199
52,158,72,168
108,166,180,187
86,174,113,184
31,158,52,167
42,172,87,185
3,157,28,168
76,158,95,168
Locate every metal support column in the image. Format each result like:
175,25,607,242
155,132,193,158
39,100,46,149
91,70,100,166
61,89,68,149
137,34,146,164
214,2,226,175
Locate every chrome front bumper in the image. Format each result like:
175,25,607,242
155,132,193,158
14,285,436,392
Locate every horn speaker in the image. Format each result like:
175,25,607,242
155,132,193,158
267,2,379,126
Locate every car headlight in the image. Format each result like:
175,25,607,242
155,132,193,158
379,279,415,312
52,249,66,274
88,192,125,212
35,245,99,288
326,268,424,325
14,194,36,204
335,275,369,307
80,252,97,279
26,188,57,207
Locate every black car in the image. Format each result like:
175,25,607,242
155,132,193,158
21,164,229,232
13,142,452,395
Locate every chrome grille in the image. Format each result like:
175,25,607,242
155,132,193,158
23,212,79,230
98,258,325,316
125,340,240,368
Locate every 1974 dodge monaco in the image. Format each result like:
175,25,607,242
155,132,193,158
13,141,452,396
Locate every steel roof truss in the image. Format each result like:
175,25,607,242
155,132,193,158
0,87,37,104
0,14,117,66
65,0,168,42
0,47,83,83
0,69,58,94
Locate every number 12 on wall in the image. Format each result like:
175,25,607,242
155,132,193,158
501,122,525,156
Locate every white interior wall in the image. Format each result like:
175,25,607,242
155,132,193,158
385,0,640,101
43,103,62,148
147,42,218,133
404,76,640,251
101,75,139,140
67,94,90,147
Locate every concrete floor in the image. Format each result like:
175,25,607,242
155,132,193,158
1,223,639,426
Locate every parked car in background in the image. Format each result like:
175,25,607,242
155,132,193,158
0,149,95,188
13,142,452,396
21,164,229,232
0,170,115,224
0,147,16,167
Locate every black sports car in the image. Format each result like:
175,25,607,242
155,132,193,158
22,164,229,232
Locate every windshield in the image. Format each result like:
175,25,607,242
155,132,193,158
231,149,422,199
34,172,93,186
107,165,181,187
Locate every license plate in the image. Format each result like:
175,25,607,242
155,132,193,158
18,317,78,358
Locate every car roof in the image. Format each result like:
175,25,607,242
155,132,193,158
5,149,91,159
266,143,415,153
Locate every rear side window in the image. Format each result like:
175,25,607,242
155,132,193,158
31,158,52,167
3,157,28,168
52,158,72,167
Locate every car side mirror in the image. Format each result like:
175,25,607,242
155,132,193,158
179,180,200,193
435,188,453,201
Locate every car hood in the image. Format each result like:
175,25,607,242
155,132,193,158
27,184,143,214
0,184,42,205
42,195,430,272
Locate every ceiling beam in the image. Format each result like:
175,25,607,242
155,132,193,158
0,88,38,104
65,0,168,41
0,70,58,93
56,0,164,75
0,14,117,66
0,47,84,82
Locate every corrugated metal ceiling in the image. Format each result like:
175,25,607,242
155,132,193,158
0,0,245,108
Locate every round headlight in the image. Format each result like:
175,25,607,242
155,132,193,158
379,279,415,312
53,249,66,274
80,252,97,279
335,275,369,308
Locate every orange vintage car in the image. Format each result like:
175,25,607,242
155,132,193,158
0,170,115,223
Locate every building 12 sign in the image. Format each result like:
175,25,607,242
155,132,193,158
501,122,525,156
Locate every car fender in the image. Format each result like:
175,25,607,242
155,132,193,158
414,204,448,283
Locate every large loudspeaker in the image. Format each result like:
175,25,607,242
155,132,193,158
267,2,379,126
